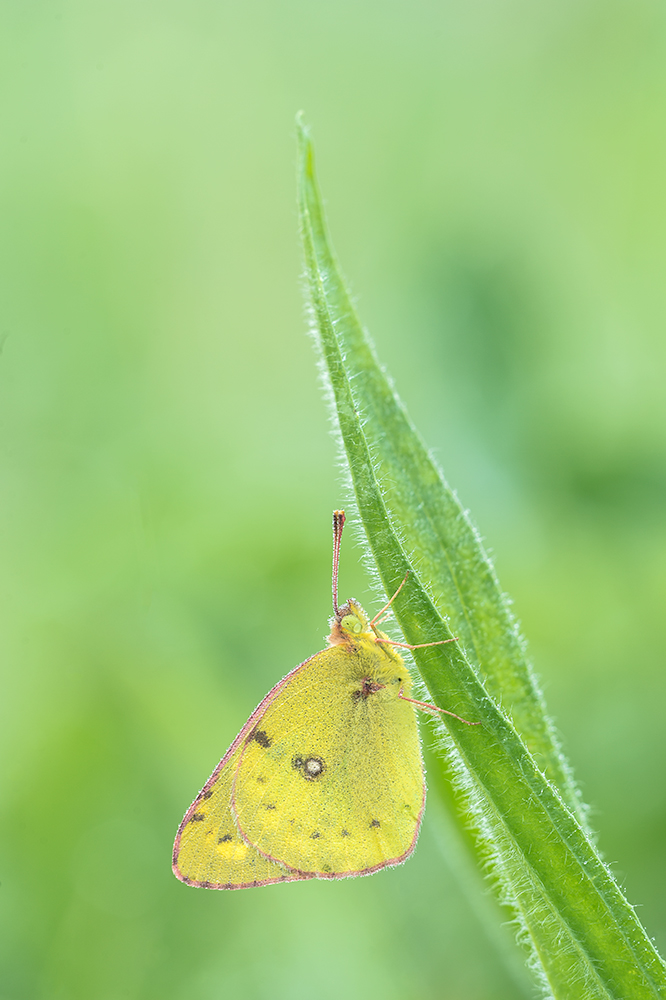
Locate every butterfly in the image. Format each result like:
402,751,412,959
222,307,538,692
172,510,477,889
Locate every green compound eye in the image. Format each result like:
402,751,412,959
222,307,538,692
340,614,363,634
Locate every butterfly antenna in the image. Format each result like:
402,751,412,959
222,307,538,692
332,510,345,616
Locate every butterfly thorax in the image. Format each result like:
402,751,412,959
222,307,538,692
328,597,412,697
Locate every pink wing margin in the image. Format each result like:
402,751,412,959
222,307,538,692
172,653,321,890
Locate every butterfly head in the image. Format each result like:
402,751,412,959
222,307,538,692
328,598,373,646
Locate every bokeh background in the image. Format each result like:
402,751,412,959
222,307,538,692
1,1,665,998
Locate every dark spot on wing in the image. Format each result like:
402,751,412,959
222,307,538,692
353,678,384,702
248,728,272,748
190,812,205,822
201,789,213,799
256,775,267,784
370,819,381,828
265,803,277,810
200,880,212,888
310,831,321,839
341,829,350,837
218,834,233,843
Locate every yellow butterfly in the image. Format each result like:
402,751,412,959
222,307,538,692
172,511,476,889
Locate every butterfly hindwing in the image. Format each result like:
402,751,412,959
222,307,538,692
231,645,425,877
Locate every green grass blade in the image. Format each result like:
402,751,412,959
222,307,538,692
297,114,666,1000
295,112,583,829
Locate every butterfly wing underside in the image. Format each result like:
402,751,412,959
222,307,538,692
231,646,425,877
173,665,316,889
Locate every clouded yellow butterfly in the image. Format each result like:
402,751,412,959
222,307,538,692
172,511,477,889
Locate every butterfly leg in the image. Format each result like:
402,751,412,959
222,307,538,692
369,572,410,629
374,637,459,649
399,690,481,726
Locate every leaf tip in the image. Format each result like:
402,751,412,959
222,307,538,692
295,109,308,134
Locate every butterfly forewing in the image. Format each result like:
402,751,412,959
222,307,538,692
173,736,313,889
231,645,425,877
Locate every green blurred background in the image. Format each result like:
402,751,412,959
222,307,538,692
1,1,665,998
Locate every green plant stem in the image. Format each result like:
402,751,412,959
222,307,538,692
297,113,666,1000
